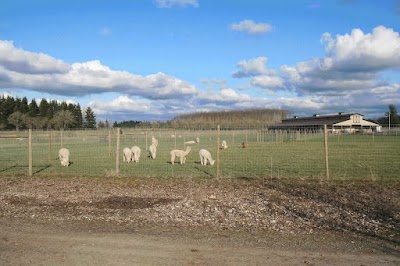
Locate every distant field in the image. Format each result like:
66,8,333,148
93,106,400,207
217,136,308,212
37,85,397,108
0,129,399,181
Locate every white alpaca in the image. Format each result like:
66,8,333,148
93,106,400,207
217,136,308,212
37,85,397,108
59,148,70,167
170,146,191,165
123,147,133,163
131,146,141,162
221,140,228,150
199,149,215,166
151,136,158,147
149,143,157,159
184,137,199,145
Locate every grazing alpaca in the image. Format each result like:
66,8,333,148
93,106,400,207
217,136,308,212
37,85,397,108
199,149,215,166
131,146,141,162
221,140,228,150
123,147,133,163
170,146,191,165
58,148,70,166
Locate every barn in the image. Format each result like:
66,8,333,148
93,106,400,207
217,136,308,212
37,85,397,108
271,113,380,133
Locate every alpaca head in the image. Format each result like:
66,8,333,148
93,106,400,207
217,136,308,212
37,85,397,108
210,159,215,166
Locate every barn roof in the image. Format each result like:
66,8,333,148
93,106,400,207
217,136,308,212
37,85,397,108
273,113,379,128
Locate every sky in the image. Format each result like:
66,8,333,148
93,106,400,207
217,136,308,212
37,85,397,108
0,0,400,122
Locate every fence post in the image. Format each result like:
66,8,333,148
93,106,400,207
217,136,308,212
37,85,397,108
28,129,32,177
115,127,120,176
216,125,220,178
48,129,52,164
108,128,112,156
324,124,330,180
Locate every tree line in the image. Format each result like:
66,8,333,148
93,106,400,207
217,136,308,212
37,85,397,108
1,96,96,130
169,108,289,128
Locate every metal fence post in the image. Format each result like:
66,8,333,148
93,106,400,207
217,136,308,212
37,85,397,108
324,124,330,180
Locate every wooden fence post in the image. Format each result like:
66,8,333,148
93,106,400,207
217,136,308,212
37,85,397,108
324,124,330,180
28,129,32,177
108,128,112,156
115,127,120,176
48,129,52,164
216,125,220,178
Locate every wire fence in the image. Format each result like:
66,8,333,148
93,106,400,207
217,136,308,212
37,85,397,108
0,125,399,181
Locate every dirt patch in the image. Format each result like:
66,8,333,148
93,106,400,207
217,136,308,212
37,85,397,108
0,176,399,265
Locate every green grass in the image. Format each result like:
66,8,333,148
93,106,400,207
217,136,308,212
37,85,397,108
0,130,399,181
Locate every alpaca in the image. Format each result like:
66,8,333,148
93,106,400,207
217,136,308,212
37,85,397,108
123,147,132,163
170,146,191,165
58,148,70,166
151,136,158,147
242,142,247,148
221,140,228,150
131,146,141,162
149,143,157,159
199,149,215,166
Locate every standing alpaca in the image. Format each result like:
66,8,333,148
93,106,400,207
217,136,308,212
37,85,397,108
199,149,215,166
149,143,157,159
131,146,141,162
151,136,158,147
170,146,191,165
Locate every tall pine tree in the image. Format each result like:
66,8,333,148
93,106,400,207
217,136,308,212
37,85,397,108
84,107,96,129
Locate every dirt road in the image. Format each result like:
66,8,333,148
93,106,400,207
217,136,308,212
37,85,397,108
0,176,399,265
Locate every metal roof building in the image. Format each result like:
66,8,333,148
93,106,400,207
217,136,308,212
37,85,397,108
271,113,380,133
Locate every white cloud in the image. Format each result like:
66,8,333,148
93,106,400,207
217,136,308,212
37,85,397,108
199,88,251,103
231,20,273,35
230,26,400,118
0,41,198,100
232,57,273,78
154,0,199,8
250,75,284,90
321,25,400,72
0,40,70,74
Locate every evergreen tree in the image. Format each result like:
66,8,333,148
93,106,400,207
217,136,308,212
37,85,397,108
72,104,83,128
21,97,29,113
84,107,96,129
28,99,40,117
39,98,50,118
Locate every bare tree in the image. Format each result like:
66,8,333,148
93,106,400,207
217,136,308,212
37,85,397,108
8,111,27,131
52,110,76,129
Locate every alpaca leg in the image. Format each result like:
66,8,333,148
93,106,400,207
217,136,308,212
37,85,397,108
171,154,175,165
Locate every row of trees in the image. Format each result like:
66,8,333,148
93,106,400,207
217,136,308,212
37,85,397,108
1,96,96,130
169,108,289,128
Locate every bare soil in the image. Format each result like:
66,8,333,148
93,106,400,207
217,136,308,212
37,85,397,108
0,176,399,265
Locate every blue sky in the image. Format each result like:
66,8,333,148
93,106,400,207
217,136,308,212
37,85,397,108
1,0,399,122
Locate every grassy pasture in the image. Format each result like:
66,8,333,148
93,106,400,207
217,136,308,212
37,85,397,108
0,129,399,181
